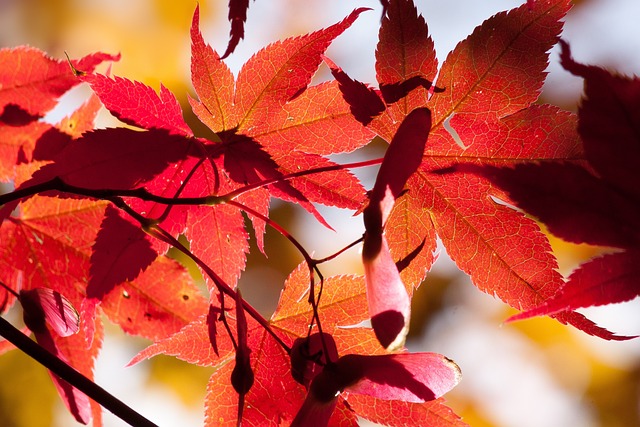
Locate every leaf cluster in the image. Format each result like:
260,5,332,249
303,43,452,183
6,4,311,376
0,0,637,426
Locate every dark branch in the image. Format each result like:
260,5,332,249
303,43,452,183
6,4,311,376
0,316,158,427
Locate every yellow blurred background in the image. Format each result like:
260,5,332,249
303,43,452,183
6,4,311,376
0,0,639,426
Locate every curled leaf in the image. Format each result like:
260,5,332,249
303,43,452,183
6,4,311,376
292,341,461,427
362,231,410,350
340,353,461,402
362,108,431,350
19,288,79,337
18,288,90,424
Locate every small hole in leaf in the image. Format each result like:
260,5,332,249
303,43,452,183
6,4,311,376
144,312,152,319
182,294,189,301
122,290,130,299
443,113,467,149
126,317,132,322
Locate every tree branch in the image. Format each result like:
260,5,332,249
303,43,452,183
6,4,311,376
0,316,158,427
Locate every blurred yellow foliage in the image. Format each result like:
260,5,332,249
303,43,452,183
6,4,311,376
0,349,56,427
0,0,220,102
147,355,214,407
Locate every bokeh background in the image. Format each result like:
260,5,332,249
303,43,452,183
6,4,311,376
0,0,639,426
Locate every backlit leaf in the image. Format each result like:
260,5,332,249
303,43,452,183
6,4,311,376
100,255,208,342
510,250,640,321
468,41,640,336
27,127,195,190
88,204,157,305
80,73,193,136
0,46,117,118
133,263,461,426
331,0,617,338
19,288,79,337
189,6,372,220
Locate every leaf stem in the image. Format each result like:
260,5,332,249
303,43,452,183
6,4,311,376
0,316,158,427
109,197,292,354
313,236,364,264
153,224,293,354
225,199,330,350
0,280,19,298
0,157,383,361
0,157,384,209
155,156,208,223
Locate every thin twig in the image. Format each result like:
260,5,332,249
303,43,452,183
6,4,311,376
109,197,292,354
0,157,384,209
313,236,364,264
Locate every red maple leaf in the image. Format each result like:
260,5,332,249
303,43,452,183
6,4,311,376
188,5,373,224
0,192,207,342
0,188,208,420
79,5,373,224
131,263,464,426
4,1,635,425
4,124,201,326
64,71,245,292
18,287,92,424
60,6,374,299
1,78,209,348
462,41,640,332
0,46,115,181
329,0,622,339
0,46,117,119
